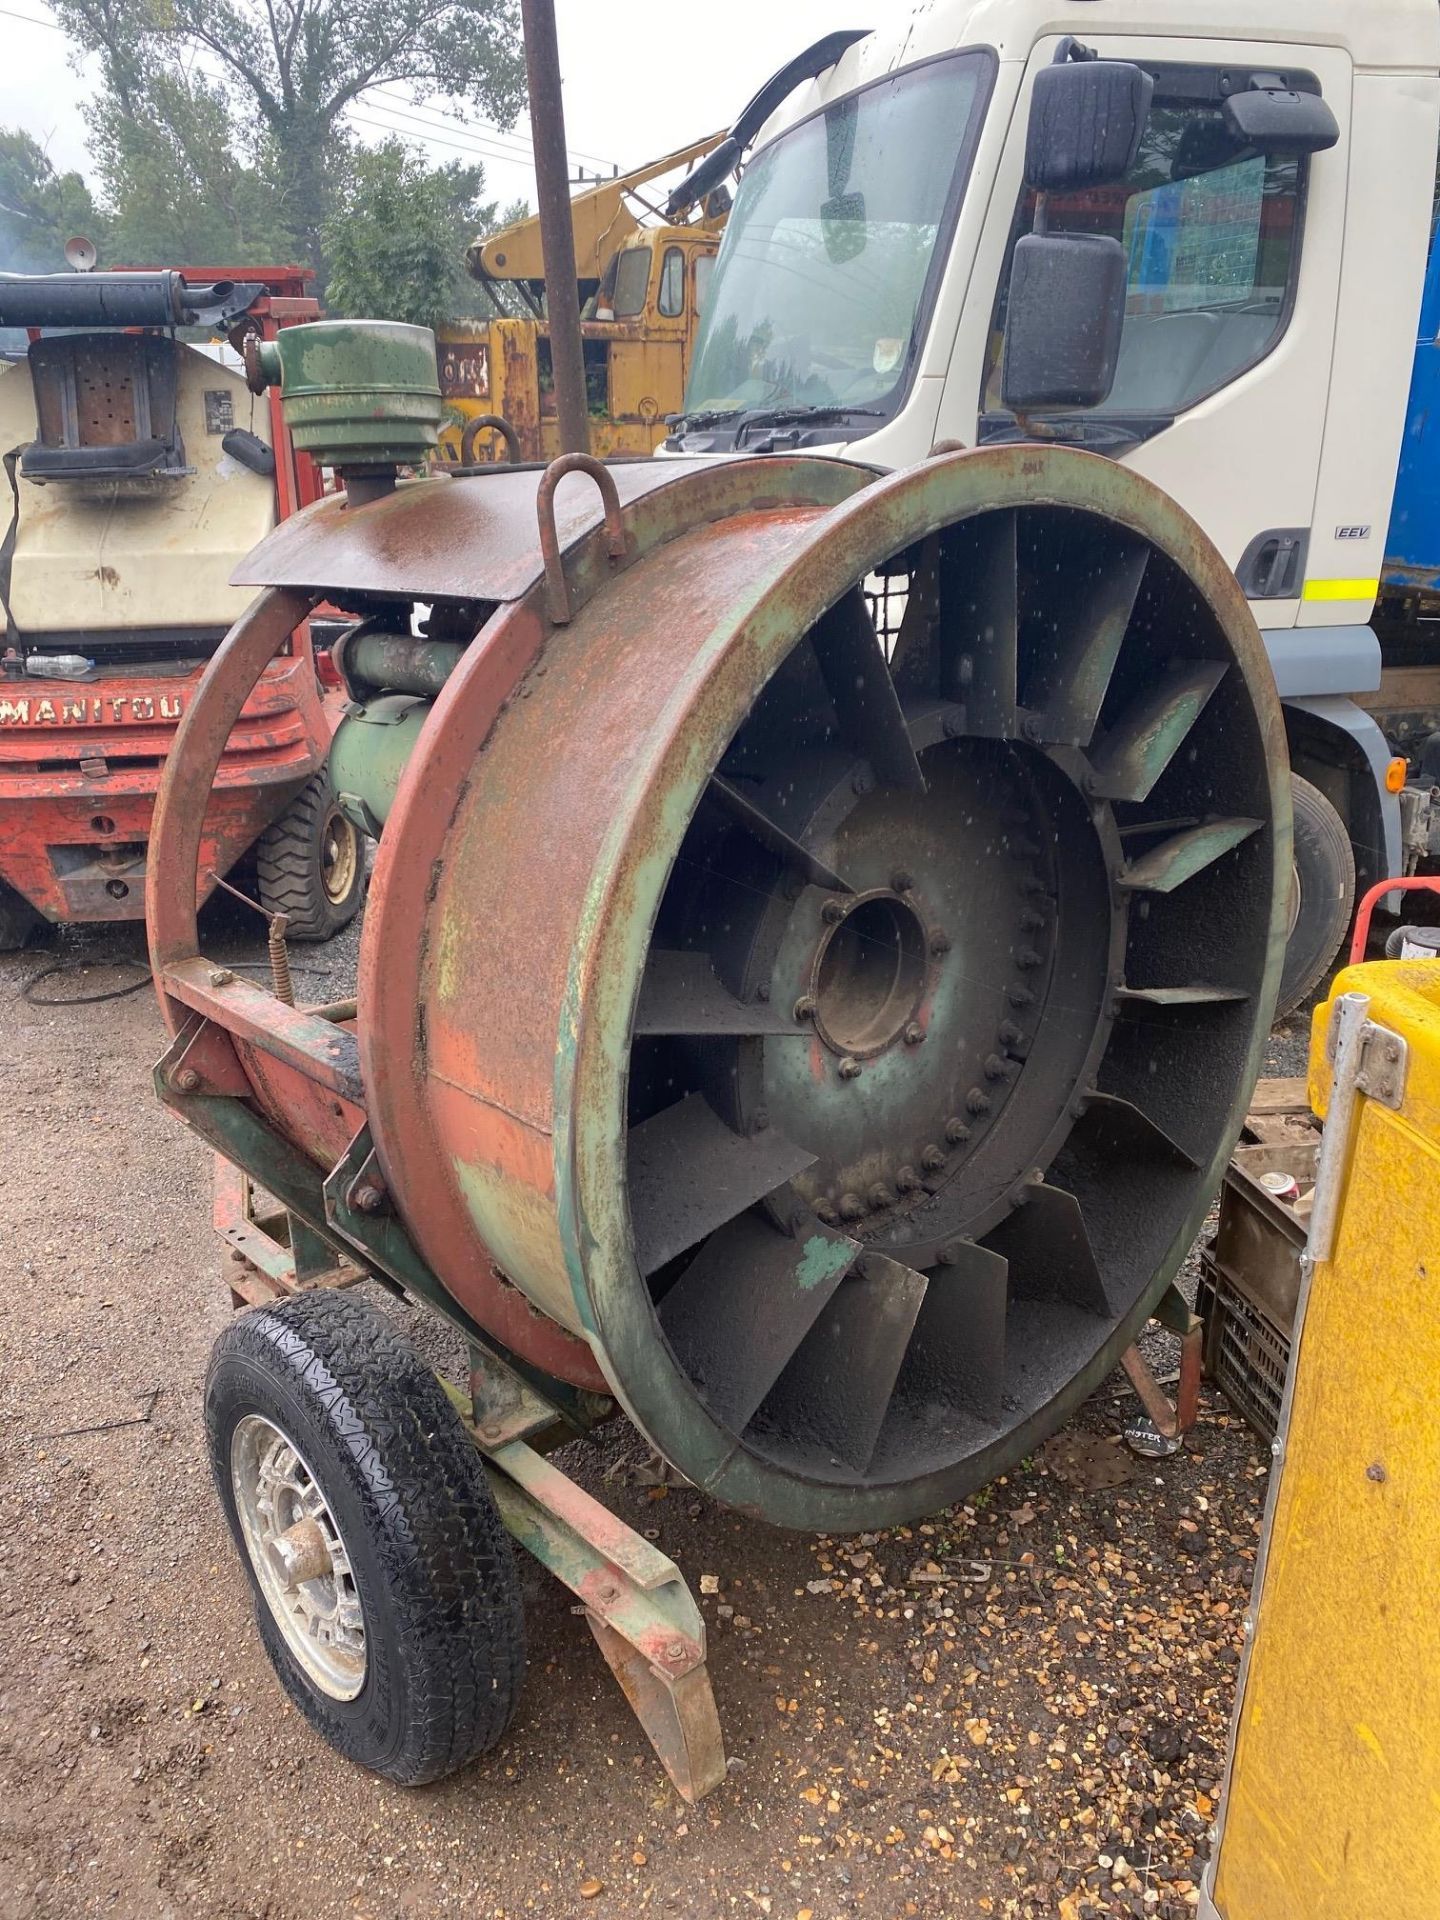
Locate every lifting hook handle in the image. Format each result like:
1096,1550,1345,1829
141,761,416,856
459,412,521,467
536,452,627,625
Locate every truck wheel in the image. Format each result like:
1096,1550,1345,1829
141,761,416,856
255,771,364,941
1277,774,1356,1018
204,1291,526,1785
0,885,40,952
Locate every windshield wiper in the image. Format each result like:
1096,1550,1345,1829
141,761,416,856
665,405,743,433
741,403,882,430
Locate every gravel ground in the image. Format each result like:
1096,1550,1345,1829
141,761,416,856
0,907,1317,1920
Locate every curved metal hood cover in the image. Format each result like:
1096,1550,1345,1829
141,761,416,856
232,456,877,605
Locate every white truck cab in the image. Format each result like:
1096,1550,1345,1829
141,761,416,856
670,1,1440,1002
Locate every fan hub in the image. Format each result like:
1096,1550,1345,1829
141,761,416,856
809,889,930,1060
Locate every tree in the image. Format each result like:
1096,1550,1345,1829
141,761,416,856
89,75,295,264
323,141,503,329
50,0,526,279
0,128,107,272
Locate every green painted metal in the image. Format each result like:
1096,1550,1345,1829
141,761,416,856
1120,817,1264,894
329,694,432,833
249,319,442,468
1089,660,1229,803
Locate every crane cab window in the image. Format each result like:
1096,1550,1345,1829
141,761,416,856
694,251,715,316
983,66,1309,432
658,247,685,318
599,246,652,319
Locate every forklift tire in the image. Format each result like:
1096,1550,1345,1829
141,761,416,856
0,886,39,952
255,771,365,941
1277,774,1356,1019
205,1291,526,1786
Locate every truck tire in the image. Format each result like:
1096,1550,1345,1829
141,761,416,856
204,1291,526,1785
255,771,364,941
1278,774,1356,1018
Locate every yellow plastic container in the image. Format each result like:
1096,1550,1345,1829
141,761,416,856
1203,959,1440,1919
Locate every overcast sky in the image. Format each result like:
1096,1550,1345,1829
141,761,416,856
0,0,852,222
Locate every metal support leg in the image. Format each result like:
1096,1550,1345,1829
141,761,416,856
441,1362,726,1803
1121,1283,1204,1457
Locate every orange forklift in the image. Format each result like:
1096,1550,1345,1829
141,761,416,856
0,264,363,949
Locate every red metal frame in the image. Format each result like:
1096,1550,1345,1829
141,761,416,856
0,264,336,929
1348,875,1440,964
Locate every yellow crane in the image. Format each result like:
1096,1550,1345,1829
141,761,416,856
435,133,730,465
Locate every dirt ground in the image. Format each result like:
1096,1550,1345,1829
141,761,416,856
0,911,1312,1920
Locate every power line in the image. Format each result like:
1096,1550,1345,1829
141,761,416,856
350,100,548,170
347,110,540,174
370,85,616,172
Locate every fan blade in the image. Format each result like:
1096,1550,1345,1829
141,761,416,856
1119,818,1263,894
897,1240,1009,1423
811,589,926,792
1087,660,1229,803
1115,983,1249,1007
764,1254,929,1472
658,1213,861,1433
1024,535,1149,746
1077,1092,1198,1169
985,1182,1117,1317
939,509,1018,736
628,1093,816,1275
635,951,809,1037
708,775,852,892
888,533,942,693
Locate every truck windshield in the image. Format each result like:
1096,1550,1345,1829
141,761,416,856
684,52,991,421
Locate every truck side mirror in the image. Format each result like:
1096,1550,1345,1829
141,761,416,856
1025,55,1153,191
1223,82,1339,156
1001,232,1127,412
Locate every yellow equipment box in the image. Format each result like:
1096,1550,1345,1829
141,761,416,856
1201,959,1440,1920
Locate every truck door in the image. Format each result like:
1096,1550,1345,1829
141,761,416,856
961,37,1353,632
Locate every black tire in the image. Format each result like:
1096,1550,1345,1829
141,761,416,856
1277,773,1356,1018
255,770,365,942
204,1291,526,1785
0,885,40,953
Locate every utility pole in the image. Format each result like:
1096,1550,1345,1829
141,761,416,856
520,0,590,457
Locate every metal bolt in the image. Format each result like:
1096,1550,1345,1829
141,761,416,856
868,1183,894,1211
665,1640,688,1663
794,994,817,1021
921,1144,946,1172
891,869,914,893
984,1054,1009,1082
957,655,974,690
903,1021,924,1046
1270,1438,1284,1460
966,1087,992,1117
353,1184,385,1215
1019,908,1046,932
754,983,771,1003
852,768,874,796
1008,986,1035,1008
814,1199,839,1225
929,930,952,956
1242,1614,1255,1639
944,1117,970,1146
596,1583,620,1605
479,1421,504,1443
999,1022,1024,1048
937,1245,959,1267
942,707,966,739
1021,716,1043,743
838,1193,866,1221
173,1067,199,1094
751,1107,770,1133
1017,947,1043,970
208,967,234,987
895,1166,919,1193
822,899,846,924
838,1056,862,1080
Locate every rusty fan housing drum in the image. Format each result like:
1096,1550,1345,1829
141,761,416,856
361,447,1289,1532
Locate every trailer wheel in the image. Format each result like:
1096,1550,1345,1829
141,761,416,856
204,1291,525,1785
1278,774,1356,1018
255,771,364,941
